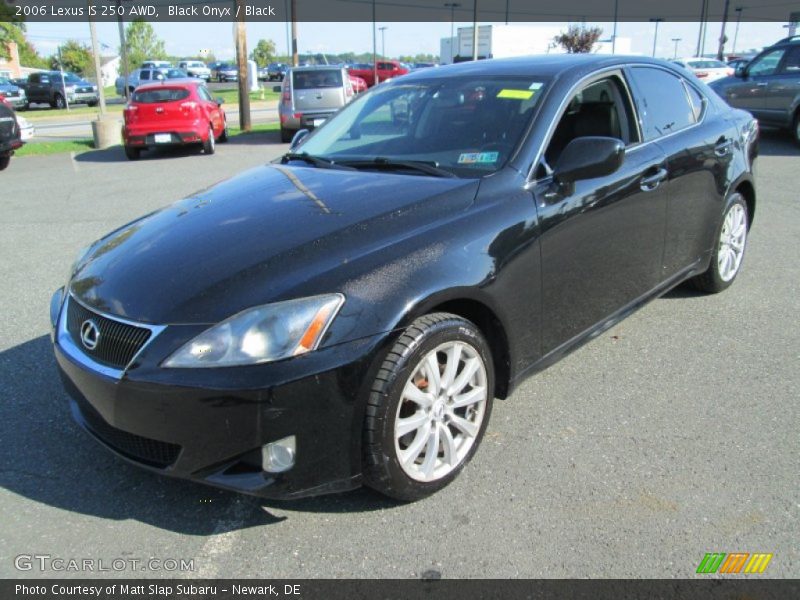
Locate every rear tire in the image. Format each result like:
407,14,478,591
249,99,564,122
280,126,294,143
792,111,800,147
53,94,65,109
124,146,140,160
363,313,494,501
0,155,11,171
202,124,216,155
690,192,749,293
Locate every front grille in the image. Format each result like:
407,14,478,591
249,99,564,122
66,298,152,369
78,400,181,468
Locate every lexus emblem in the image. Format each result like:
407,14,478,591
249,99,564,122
80,319,101,351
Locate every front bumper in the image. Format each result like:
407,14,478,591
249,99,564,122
68,92,98,104
52,293,385,499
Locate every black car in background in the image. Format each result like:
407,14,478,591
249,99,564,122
0,96,23,170
711,36,800,145
52,55,757,501
267,62,287,81
23,71,99,109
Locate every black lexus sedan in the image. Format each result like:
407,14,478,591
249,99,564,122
51,55,758,501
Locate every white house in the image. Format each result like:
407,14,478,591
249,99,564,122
99,56,121,87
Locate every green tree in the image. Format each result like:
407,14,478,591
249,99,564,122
122,20,167,69
554,25,603,54
0,22,48,68
250,39,277,67
50,40,94,75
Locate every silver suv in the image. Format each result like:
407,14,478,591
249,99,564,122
275,66,354,142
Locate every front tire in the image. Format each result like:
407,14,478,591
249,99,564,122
792,111,800,147
363,313,494,501
691,192,749,293
53,94,66,109
219,120,229,143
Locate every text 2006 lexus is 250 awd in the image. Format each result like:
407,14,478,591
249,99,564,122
51,55,758,501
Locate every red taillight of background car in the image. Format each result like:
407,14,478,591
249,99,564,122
0,93,10,108
696,71,708,78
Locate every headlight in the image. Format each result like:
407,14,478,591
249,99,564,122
163,294,344,368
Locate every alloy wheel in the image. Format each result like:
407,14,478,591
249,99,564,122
394,341,488,482
717,203,747,282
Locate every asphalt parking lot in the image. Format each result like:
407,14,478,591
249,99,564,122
0,129,797,579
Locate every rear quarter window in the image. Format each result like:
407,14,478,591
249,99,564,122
627,66,696,141
133,88,191,103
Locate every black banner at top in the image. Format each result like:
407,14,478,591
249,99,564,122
1,0,799,23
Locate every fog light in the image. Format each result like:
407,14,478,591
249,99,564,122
262,435,296,473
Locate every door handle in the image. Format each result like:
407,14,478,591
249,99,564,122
714,138,733,157
640,168,668,192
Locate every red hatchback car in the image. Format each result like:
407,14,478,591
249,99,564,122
123,80,228,160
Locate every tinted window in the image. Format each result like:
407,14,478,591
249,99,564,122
140,71,150,81
293,70,343,89
29,74,40,83
132,88,190,103
781,46,800,73
628,67,695,140
748,48,786,76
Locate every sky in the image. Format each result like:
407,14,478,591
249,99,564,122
24,20,792,62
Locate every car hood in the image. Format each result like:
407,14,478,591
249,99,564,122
0,84,20,93
70,164,478,325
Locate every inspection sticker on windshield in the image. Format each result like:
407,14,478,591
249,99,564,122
529,82,543,91
458,152,499,164
497,89,534,100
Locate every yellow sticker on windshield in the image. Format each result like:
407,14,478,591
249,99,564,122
497,89,534,100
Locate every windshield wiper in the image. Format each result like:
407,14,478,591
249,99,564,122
339,157,456,178
279,152,355,171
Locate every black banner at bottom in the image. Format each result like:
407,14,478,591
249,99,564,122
3,579,799,600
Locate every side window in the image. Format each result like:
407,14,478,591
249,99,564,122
627,67,695,140
684,82,706,122
781,46,800,74
198,87,213,102
29,74,39,84
541,76,638,174
748,48,786,77
140,71,150,81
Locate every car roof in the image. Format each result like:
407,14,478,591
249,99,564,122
398,54,678,82
134,79,202,91
770,35,800,47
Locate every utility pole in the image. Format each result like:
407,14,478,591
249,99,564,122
291,0,298,66
379,26,388,59
650,18,663,58
472,0,478,61
284,0,291,61
612,0,618,54
235,0,251,132
88,4,105,115
732,6,743,54
671,37,682,59
717,0,731,60
116,0,129,99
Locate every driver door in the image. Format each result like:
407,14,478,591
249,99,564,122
534,74,668,354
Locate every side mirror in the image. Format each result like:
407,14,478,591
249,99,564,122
290,128,310,149
553,136,625,189
735,64,747,78
272,85,282,93
215,97,224,105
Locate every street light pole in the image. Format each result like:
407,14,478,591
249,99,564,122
732,7,744,54
717,0,731,60
472,0,478,61
650,18,663,58
372,0,378,85
116,0,129,99
379,26,388,59
444,3,460,63
671,37,682,59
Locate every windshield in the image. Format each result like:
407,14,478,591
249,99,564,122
57,73,82,83
166,69,188,78
297,76,547,177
